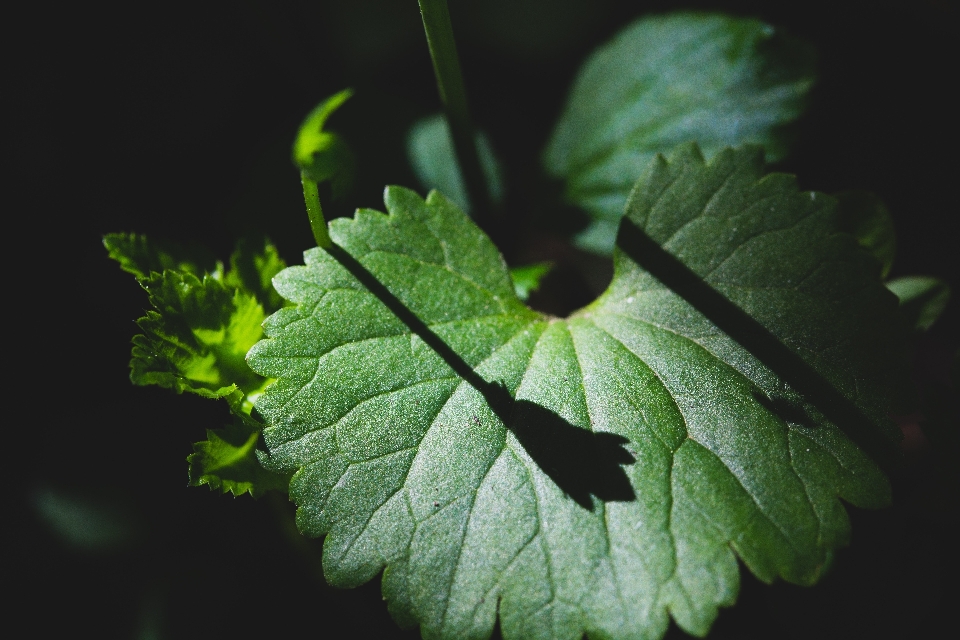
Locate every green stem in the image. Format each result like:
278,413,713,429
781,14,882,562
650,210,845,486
417,0,492,220
301,171,332,249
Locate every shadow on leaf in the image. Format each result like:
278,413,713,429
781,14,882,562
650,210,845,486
616,219,899,470
751,391,817,430
508,397,636,507
327,245,636,510
476,380,635,509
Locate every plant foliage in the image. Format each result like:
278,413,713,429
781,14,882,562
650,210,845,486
544,13,815,254
103,6,951,638
105,233,289,496
245,146,905,639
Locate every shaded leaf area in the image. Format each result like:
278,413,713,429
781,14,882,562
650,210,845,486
105,234,288,497
309,242,632,511
607,147,905,469
248,148,903,640
544,12,814,254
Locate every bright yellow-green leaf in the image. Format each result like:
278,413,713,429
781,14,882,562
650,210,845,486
886,276,951,332
509,261,554,300
106,234,289,496
293,89,356,198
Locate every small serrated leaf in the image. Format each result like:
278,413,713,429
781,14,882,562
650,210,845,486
107,235,286,402
132,271,266,398
544,12,815,254
188,415,291,497
103,232,216,281
108,234,289,498
248,147,906,639
886,276,951,332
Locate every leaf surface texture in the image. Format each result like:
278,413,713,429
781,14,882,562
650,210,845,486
249,147,902,639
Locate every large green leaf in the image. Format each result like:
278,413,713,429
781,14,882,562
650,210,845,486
544,12,815,254
248,146,903,639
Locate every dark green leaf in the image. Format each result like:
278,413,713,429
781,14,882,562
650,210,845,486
103,232,216,281
544,12,815,254
886,276,951,332
249,147,904,639
406,113,503,214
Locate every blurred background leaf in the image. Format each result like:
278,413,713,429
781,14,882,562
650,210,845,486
406,113,503,214
544,12,815,254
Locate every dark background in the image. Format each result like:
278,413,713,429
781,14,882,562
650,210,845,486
9,1,956,638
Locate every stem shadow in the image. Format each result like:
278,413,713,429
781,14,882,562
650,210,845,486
616,220,899,470
327,245,636,510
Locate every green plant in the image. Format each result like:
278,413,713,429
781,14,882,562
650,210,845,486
104,2,952,639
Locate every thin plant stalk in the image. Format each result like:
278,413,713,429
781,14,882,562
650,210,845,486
301,171,332,249
417,0,493,222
